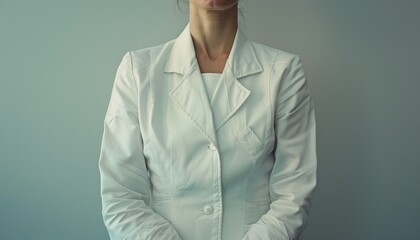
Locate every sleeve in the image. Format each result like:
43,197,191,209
98,52,181,240
242,55,317,240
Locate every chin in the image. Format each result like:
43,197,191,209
195,0,238,10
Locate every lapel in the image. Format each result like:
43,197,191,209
166,23,263,145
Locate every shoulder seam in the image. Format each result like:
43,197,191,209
127,51,139,101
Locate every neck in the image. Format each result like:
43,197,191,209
189,4,238,61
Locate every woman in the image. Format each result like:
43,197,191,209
98,0,317,239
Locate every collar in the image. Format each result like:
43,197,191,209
164,22,263,78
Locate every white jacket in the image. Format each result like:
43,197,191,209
99,23,317,240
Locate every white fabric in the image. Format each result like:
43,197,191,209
201,73,222,103
99,22,317,240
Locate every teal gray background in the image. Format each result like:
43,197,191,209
1,0,419,239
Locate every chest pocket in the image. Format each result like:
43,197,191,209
234,124,275,165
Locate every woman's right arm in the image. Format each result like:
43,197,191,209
98,52,181,240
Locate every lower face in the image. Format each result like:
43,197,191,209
189,0,239,11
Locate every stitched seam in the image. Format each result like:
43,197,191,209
128,52,138,97
269,50,280,134
171,96,215,143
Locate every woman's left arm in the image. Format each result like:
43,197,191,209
243,54,317,240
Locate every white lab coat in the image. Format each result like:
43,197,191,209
99,23,317,240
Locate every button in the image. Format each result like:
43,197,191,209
208,143,217,151
202,205,214,215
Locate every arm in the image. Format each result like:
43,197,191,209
98,52,181,240
243,55,317,240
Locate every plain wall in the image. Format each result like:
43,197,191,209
1,0,419,239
